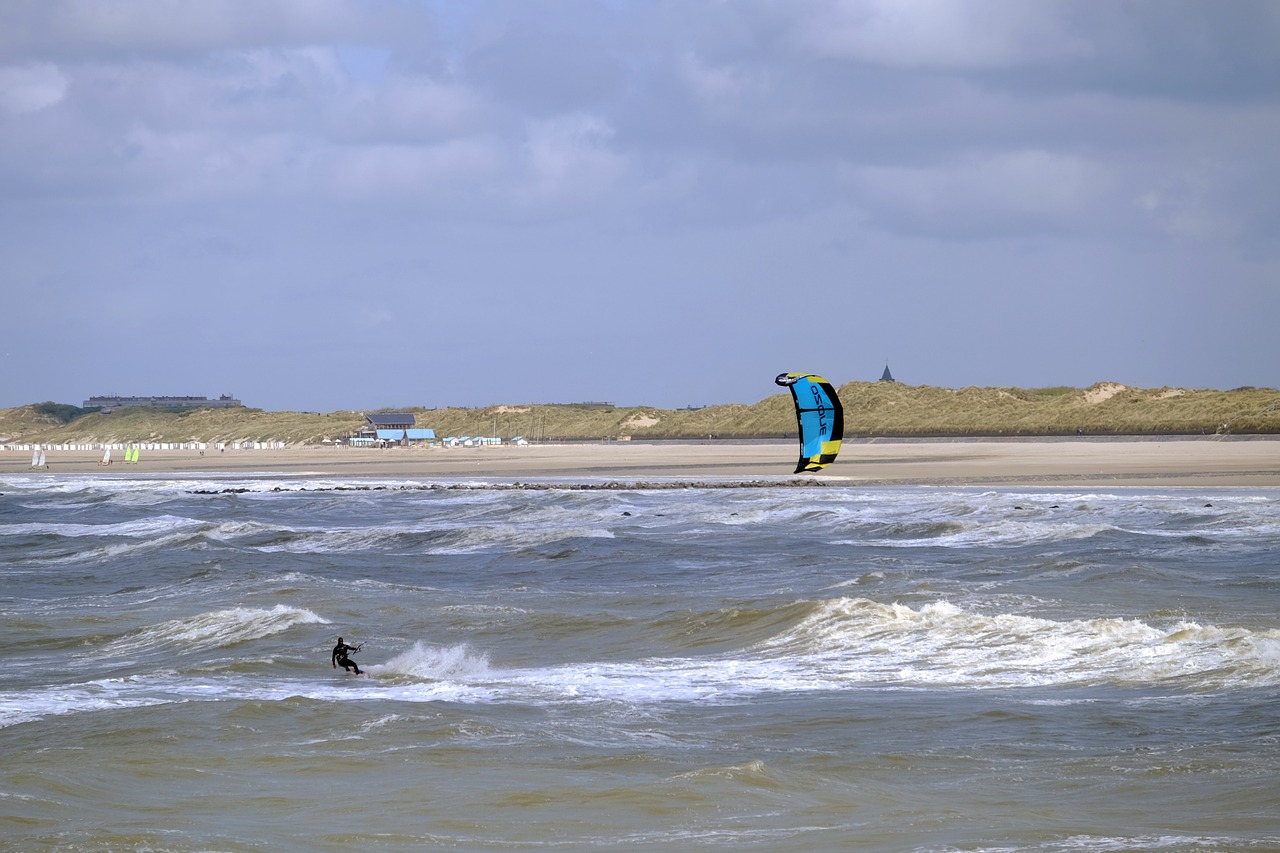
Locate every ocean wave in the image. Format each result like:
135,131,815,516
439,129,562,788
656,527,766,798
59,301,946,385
246,521,617,555
938,833,1280,853
27,528,216,565
460,609,1280,703
107,604,328,656
0,679,172,729
257,526,424,554
834,517,1124,549
370,641,494,681
669,759,778,788
304,598,1280,703
651,601,817,651
752,597,1280,691
0,514,205,540
428,523,616,555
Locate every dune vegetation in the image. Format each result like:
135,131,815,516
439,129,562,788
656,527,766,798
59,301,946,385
2,382,1278,447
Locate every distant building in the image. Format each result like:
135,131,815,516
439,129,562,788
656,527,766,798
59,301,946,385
353,413,436,446
364,413,415,431
84,393,243,413
879,365,896,383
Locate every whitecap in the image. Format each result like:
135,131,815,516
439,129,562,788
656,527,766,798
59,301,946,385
106,604,329,657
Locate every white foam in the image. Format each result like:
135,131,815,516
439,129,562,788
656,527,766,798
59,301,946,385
749,597,1280,691
110,604,328,656
0,679,171,728
304,599,1280,703
929,833,1280,853
0,514,204,539
370,641,494,681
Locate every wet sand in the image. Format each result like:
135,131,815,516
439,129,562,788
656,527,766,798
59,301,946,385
5,438,1279,487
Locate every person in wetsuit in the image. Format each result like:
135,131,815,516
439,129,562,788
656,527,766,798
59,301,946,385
332,636,362,674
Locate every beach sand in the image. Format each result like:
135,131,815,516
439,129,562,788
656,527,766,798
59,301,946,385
5,438,1279,487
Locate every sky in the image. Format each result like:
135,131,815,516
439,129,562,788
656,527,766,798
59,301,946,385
2,0,1278,412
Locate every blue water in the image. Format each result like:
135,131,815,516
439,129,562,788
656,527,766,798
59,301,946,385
2,474,1278,851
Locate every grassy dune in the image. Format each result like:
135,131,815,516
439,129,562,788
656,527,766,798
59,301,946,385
3,382,1278,446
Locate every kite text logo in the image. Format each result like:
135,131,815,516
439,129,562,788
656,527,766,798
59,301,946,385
809,385,828,436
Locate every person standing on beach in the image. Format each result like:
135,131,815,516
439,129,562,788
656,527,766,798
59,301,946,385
331,637,362,674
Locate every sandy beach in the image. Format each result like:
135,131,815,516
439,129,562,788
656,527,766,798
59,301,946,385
5,438,1279,487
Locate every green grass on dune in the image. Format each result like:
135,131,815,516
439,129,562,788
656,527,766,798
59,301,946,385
2,382,1278,445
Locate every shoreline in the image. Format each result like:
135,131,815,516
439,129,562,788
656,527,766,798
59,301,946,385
4,438,1279,488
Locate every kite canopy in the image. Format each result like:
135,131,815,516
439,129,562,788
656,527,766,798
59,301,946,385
775,373,844,473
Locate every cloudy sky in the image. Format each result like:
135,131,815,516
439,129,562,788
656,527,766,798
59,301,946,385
2,0,1277,411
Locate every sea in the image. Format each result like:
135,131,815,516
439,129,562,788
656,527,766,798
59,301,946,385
2,472,1278,852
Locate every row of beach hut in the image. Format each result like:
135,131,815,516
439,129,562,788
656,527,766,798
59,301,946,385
4,440,289,453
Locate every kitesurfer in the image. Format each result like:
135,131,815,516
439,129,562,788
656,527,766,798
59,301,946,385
331,636,362,674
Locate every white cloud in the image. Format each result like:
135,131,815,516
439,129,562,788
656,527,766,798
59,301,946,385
783,0,1092,69
346,73,488,141
0,62,69,113
848,149,1114,237
516,113,625,210
1134,160,1256,245
2,0,1277,408
323,137,503,202
37,0,394,54
680,52,765,103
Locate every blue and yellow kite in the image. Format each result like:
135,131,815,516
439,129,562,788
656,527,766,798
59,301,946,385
775,373,844,473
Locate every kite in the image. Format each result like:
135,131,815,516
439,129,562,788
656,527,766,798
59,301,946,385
775,373,844,473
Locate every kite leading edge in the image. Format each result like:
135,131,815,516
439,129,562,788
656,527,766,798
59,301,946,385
775,373,844,474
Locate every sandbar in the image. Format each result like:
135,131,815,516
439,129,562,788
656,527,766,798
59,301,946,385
4,438,1279,488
